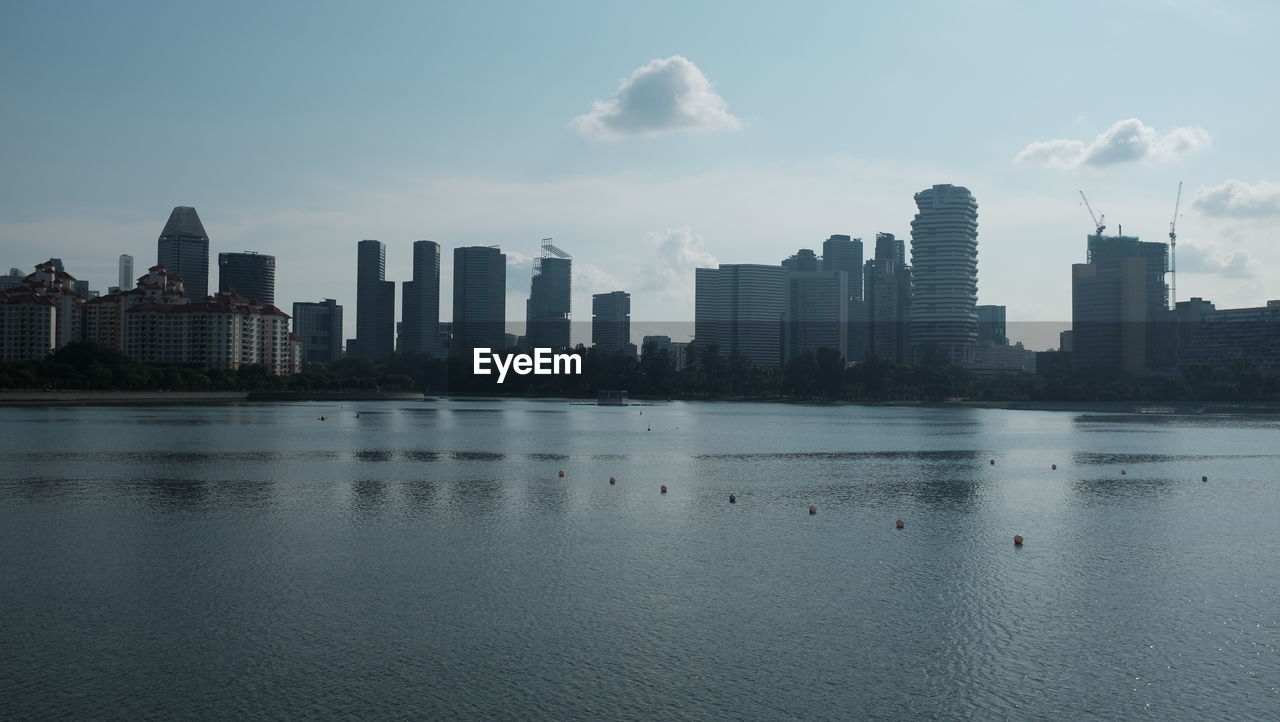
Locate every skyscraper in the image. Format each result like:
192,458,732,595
293,299,344,363
694,264,788,367
854,234,912,363
118,254,134,291
781,248,819,272
592,291,631,353
786,270,848,360
218,251,276,305
1071,232,1170,372
453,246,506,358
822,235,864,303
526,239,572,349
400,240,441,356
350,240,395,360
977,305,1008,346
157,206,210,300
909,184,979,365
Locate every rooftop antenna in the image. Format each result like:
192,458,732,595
1078,190,1106,237
1169,181,1183,305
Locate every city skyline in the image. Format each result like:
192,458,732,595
3,2,1279,349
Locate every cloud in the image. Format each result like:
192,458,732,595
571,56,742,140
1176,239,1262,278
1192,179,1280,218
505,250,534,292
574,262,624,296
1015,118,1210,169
634,226,718,302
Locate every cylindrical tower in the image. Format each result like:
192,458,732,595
908,184,979,365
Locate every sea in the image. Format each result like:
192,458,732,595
1,400,1277,719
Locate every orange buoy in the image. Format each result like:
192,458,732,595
558,470,565,478
660,485,667,494
1051,464,1057,470
808,505,817,515
896,519,905,529
1013,535,1024,546
729,494,736,504
609,476,616,485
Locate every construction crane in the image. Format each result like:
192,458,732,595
1078,190,1106,237
1169,181,1182,305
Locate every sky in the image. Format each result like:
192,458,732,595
3,0,1278,350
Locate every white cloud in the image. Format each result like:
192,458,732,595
574,262,624,296
634,226,718,303
1192,179,1280,218
571,56,742,140
1176,239,1263,278
1015,118,1210,169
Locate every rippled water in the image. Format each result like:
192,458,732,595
2,400,1278,719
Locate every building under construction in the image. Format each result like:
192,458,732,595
525,238,572,350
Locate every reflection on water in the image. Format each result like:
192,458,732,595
1,401,1278,719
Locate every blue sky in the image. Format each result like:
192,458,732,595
3,0,1278,348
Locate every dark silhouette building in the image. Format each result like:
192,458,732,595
218,251,275,305
350,240,395,360
526,239,572,349
157,206,210,299
592,291,631,353
786,270,848,360
694,264,788,367
453,246,506,358
1071,232,1170,372
977,305,1007,346
852,232,912,363
781,248,819,272
400,240,441,356
292,299,343,363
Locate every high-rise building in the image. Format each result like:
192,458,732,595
694,264,788,367
118,254,134,291
0,268,24,292
526,240,571,349
453,246,506,358
781,248,819,272
218,251,276,305
592,291,631,353
292,299,344,363
1071,232,1170,372
350,240,395,360
786,270,848,360
157,206,210,300
400,240,441,356
854,236,912,363
977,305,1008,346
0,261,85,361
822,234,864,359
909,184,979,365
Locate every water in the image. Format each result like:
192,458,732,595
2,400,1278,719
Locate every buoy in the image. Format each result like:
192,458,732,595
1201,476,1208,482
558,470,565,478
1014,535,1024,546
808,505,817,515
660,485,667,494
319,416,325,421
1120,469,1127,475
989,459,996,465
609,477,616,485
729,494,736,504
896,519,905,529
1051,464,1057,470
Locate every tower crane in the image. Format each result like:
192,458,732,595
1169,181,1182,305
1079,190,1106,237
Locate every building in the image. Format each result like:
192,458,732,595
218,251,276,305
400,240,441,356
156,206,210,300
909,184,979,365
852,233,912,363
350,240,395,360
786,270,848,360
781,248,819,272
85,264,188,351
0,261,86,361
452,246,506,358
118,255,134,292
977,305,1008,346
122,290,296,375
822,235,863,359
1071,232,1170,372
694,264,788,367
970,342,1037,375
0,268,24,292
526,239,571,350
592,291,631,354
1180,300,1280,371
292,299,344,363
